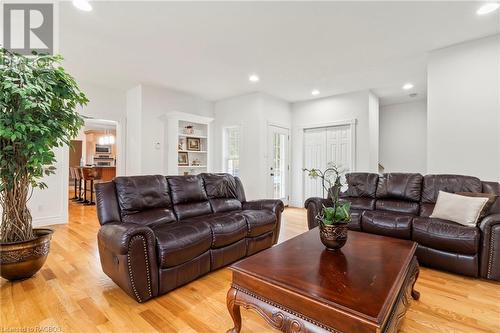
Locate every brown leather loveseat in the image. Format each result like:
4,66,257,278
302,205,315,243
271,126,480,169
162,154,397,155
305,173,500,282
95,173,284,302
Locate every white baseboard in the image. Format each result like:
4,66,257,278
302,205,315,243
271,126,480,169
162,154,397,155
32,215,68,227
289,200,304,208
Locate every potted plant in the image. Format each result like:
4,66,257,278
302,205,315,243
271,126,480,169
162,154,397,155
303,164,351,250
0,49,88,280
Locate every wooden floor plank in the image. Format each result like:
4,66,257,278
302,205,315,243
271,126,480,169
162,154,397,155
1,201,499,332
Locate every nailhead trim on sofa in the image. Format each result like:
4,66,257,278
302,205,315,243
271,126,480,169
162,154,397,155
127,235,152,302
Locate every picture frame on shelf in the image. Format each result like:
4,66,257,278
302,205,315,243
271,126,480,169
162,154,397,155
178,152,189,166
187,137,201,151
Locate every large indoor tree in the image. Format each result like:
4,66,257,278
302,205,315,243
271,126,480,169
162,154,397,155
0,49,88,243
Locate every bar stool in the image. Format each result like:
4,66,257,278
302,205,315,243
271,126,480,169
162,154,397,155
69,167,79,201
74,167,84,202
81,167,101,205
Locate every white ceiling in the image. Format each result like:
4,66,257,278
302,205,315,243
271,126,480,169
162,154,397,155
59,1,500,104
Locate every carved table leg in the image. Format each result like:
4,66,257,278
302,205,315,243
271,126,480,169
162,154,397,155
411,259,420,300
227,287,242,333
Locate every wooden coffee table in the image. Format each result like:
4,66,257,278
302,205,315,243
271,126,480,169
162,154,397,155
226,229,419,333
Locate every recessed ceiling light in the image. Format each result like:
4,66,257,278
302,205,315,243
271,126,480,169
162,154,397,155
402,83,414,90
477,3,500,15
311,89,320,96
248,74,260,83
73,0,93,12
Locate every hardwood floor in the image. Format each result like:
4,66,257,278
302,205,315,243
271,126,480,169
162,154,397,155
1,202,499,333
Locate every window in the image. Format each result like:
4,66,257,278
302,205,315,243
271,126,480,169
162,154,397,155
223,126,240,177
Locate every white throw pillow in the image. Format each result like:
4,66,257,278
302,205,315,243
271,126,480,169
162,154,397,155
430,191,489,227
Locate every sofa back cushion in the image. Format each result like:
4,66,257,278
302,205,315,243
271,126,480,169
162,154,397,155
201,173,242,213
345,173,379,198
344,197,376,211
95,181,122,225
376,173,423,202
114,175,176,226
167,175,212,220
419,203,435,217
421,175,482,204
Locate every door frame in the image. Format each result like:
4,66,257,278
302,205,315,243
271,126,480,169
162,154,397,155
300,119,357,204
267,122,290,205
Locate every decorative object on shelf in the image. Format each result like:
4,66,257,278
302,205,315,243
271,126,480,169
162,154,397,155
303,163,351,250
184,125,194,134
0,49,88,280
183,171,189,176
187,137,201,151
178,138,186,151
191,158,201,166
178,152,189,166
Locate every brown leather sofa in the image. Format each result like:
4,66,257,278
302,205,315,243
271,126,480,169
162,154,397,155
95,173,284,302
305,173,500,282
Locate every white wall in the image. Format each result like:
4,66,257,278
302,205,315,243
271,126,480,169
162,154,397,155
427,35,500,181
126,85,142,175
125,84,214,176
213,93,291,200
30,147,69,227
380,100,427,174
368,92,380,172
290,90,379,207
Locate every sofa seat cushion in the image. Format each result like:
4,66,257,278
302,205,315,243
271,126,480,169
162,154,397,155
121,208,177,228
239,210,276,237
153,222,212,268
183,213,248,248
209,198,242,213
412,217,480,255
361,211,413,239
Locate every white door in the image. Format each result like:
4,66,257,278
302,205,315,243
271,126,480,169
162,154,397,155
304,125,353,199
267,125,290,205
303,128,327,199
326,125,352,173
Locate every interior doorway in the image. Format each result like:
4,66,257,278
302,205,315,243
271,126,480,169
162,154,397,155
68,119,119,207
267,125,290,205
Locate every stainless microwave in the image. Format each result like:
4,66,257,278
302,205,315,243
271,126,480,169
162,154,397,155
95,145,111,154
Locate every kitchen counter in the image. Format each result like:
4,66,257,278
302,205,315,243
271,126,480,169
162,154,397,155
93,166,116,181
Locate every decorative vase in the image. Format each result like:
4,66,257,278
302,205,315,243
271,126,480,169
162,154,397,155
318,223,348,251
0,228,54,281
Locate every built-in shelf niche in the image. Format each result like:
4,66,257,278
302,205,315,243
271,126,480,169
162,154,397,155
164,112,213,176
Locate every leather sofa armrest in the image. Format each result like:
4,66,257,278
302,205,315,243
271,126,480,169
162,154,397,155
98,222,156,255
242,199,284,214
304,197,333,230
479,214,500,231
243,200,284,244
479,214,500,281
97,222,158,302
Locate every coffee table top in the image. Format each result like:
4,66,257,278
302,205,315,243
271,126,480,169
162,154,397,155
230,229,417,323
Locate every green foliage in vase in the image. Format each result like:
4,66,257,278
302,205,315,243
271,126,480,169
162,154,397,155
318,202,351,225
0,49,88,243
303,163,351,225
